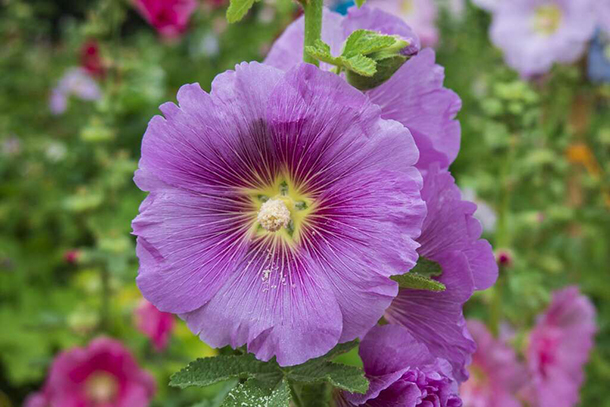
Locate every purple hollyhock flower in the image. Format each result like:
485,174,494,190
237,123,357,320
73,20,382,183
524,286,596,407
135,299,175,351
367,0,439,46
489,0,597,77
460,320,526,407
132,61,426,366
133,0,198,39
336,325,462,407
384,164,498,382
265,6,461,170
29,337,155,407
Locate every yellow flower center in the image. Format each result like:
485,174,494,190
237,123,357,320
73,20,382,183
85,372,119,404
248,176,315,245
532,4,562,36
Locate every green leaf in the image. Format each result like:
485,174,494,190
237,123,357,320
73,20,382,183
410,257,443,278
342,55,376,77
320,339,359,360
226,0,255,23
220,378,290,407
354,0,366,7
342,30,397,58
170,354,281,389
287,362,369,394
391,272,446,292
304,40,342,65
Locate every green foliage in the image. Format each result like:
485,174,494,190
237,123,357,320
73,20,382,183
226,0,256,23
170,344,368,406
391,272,446,292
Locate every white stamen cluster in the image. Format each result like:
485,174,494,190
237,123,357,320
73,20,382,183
257,199,291,232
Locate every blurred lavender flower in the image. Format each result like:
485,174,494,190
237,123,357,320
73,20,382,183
489,0,596,76
524,286,596,407
49,68,101,115
367,0,439,46
462,188,497,233
337,325,462,407
588,30,610,83
460,320,526,407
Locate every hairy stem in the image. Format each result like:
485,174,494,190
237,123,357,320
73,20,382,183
303,0,323,66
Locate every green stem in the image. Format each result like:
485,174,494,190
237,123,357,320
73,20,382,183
303,0,323,66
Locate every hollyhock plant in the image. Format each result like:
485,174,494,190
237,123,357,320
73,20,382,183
265,6,462,170
524,286,596,407
460,320,526,407
336,325,462,407
384,165,498,382
489,0,597,77
133,0,198,39
27,337,155,407
135,299,175,351
49,68,101,115
132,61,426,366
367,0,439,46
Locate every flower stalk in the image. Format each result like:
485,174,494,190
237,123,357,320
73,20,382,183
303,0,323,66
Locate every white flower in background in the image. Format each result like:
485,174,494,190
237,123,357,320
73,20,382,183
463,187,497,233
45,141,68,162
50,68,101,115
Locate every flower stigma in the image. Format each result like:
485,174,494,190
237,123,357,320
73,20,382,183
533,5,562,36
257,198,291,232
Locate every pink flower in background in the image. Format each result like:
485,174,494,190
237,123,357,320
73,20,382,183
367,0,439,46
133,0,198,38
460,320,526,407
29,337,155,407
524,286,596,407
80,40,105,78
135,299,175,351
489,0,597,77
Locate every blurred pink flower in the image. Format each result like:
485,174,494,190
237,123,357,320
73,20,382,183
135,299,175,351
367,0,439,46
460,320,526,407
29,337,155,407
524,286,596,407
80,40,105,78
133,0,198,39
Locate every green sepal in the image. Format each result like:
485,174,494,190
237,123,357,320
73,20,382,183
390,257,445,292
346,54,406,90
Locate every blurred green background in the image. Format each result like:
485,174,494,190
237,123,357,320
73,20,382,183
0,0,609,405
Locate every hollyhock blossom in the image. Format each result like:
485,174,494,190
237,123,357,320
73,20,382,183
367,0,439,46
132,62,426,366
336,325,462,407
49,68,101,115
460,320,526,407
265,6,462,170
29,337,155,407
133,0,198,39
489,0,597,77
384,165,498,382
135,299,175,351
524,286,596,407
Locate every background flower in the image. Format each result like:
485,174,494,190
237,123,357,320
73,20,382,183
133,0,198,39
460,320,526,407
366,0,439,46
134,299,175,351
524,286,597,407
31,337,155,407
133,61,426,366
489,0,597,76
49,68,101,115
